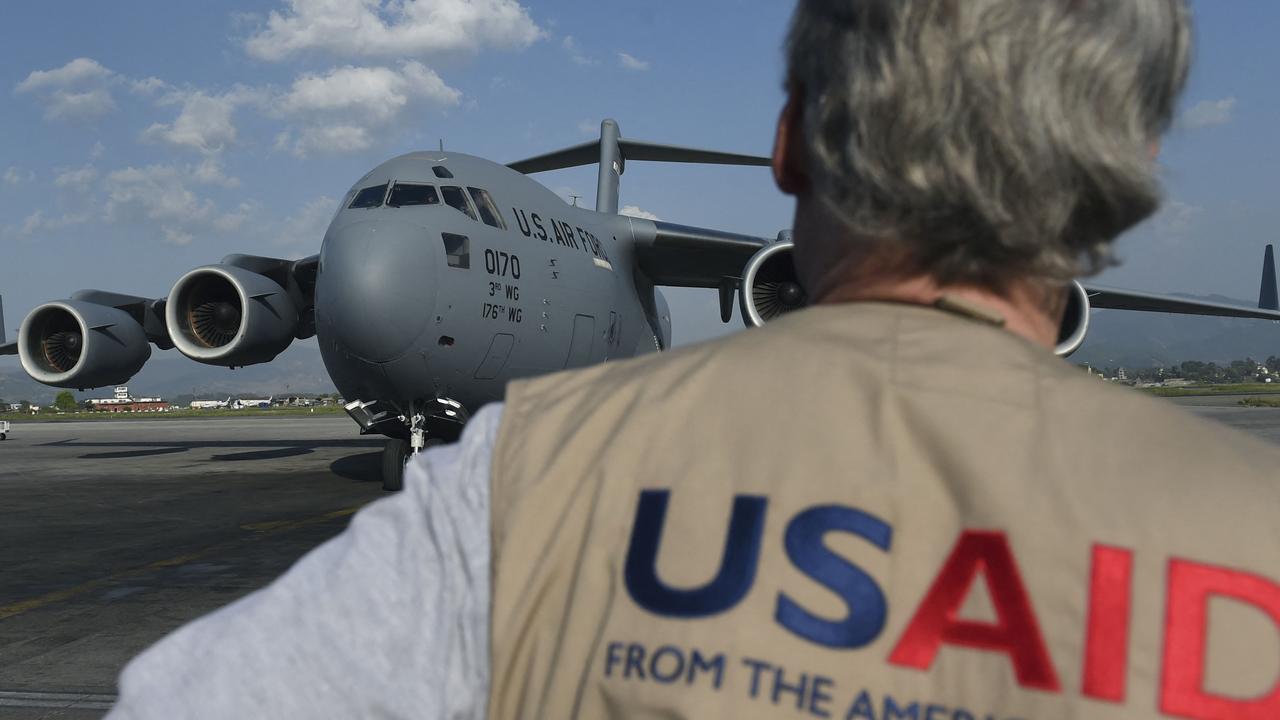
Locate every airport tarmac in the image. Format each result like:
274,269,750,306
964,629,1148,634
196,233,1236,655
1,397,1279,717
0,416,384,718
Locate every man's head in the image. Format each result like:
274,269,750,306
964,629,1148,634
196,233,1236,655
775,0,1192,302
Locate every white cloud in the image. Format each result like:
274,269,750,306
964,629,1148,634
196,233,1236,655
3,167,33,187
279,125,375,157
15,58,113,93
618,52,649,71
276,196,338,247
621,205,661,221
1179,97,1237,130
279,62,459,123
563,35,595,66
163,228,195,246
104,165,214,226
214,202,257,232
89,141,106,160
18,210,90,236
1154,200,1203,241
245,0,545,61
129,76,170,96
578,119,598,137
44,88,118,121
15,58,119,121
143,91,252,154
54,166,98,188
273,62,459,157
191,157,240,188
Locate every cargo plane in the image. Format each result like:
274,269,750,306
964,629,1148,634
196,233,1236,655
5,120,1280,489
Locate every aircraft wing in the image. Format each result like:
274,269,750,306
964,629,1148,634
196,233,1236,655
6,253,319,387
629,219,771,289
1083,284,1280,321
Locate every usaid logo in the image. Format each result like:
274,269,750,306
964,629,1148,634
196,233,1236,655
622,489,1280,718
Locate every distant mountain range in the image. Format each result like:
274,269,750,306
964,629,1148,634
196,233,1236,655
3,293,1279,404
1072,294,1280,370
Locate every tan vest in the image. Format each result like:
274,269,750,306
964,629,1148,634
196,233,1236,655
487,302,1280,720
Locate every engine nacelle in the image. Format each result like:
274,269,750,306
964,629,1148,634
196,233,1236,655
1055,280,1090,357
19,301,151,389
737,240,1090,356
740,241,807,327
166,265,298,367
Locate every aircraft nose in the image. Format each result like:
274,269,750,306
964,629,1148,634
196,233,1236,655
316,218,438,363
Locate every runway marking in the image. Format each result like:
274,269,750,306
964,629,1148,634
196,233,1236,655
0,505,364,622
0,689,116,710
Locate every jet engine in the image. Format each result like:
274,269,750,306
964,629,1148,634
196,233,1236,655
739,240,1090,357
165,265,299,367
1055,281,1090,357
740,241,807,327
18,300,151,388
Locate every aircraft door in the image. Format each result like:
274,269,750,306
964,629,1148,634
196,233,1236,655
474,333,515,379
564,314,595,368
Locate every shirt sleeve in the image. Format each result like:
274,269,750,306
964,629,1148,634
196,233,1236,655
107,403,503,720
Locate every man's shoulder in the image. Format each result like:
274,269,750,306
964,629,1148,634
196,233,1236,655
503,304,894,410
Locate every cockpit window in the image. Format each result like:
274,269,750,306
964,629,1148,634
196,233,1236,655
387,183,439,207
432,166,454,179
440,186,478,221
467,188,506,230
349,183,388,209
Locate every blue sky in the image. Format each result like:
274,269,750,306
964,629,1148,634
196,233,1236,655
1,0,1277,366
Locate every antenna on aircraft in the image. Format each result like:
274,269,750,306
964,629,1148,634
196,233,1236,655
569,194,582,207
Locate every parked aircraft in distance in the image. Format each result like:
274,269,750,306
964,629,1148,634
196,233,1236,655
189,398,232,410
232,397,273,410
5,120,1280,490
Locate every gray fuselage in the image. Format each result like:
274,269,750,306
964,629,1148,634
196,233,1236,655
315,151,669,416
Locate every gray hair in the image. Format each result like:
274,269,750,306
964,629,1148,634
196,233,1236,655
787,0,1192,284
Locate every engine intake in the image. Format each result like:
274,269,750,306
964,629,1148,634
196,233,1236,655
19,301,151,388
740,241,807,327
166,265,298,366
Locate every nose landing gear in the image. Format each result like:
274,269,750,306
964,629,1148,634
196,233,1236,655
346,398,468,491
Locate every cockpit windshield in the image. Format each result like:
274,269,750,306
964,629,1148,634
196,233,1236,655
468,188,506,230
387,183,440,207
440,186,478,221
349,183,388,209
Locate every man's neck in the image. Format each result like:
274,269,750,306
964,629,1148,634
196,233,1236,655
816,274,1064,350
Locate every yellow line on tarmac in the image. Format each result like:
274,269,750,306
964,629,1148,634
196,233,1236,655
0,505,363,622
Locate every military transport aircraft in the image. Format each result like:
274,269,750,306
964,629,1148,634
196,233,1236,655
5,120,1280,490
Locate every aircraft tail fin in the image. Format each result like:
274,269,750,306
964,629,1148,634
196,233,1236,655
1260,245,1278,310
507,119,771,214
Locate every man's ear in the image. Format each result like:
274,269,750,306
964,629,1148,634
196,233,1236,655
773,86,809,195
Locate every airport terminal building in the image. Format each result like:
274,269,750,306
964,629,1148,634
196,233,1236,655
86,387,169,413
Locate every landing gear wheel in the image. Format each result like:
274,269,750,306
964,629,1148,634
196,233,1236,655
381,438,410,492
0,433,6,441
